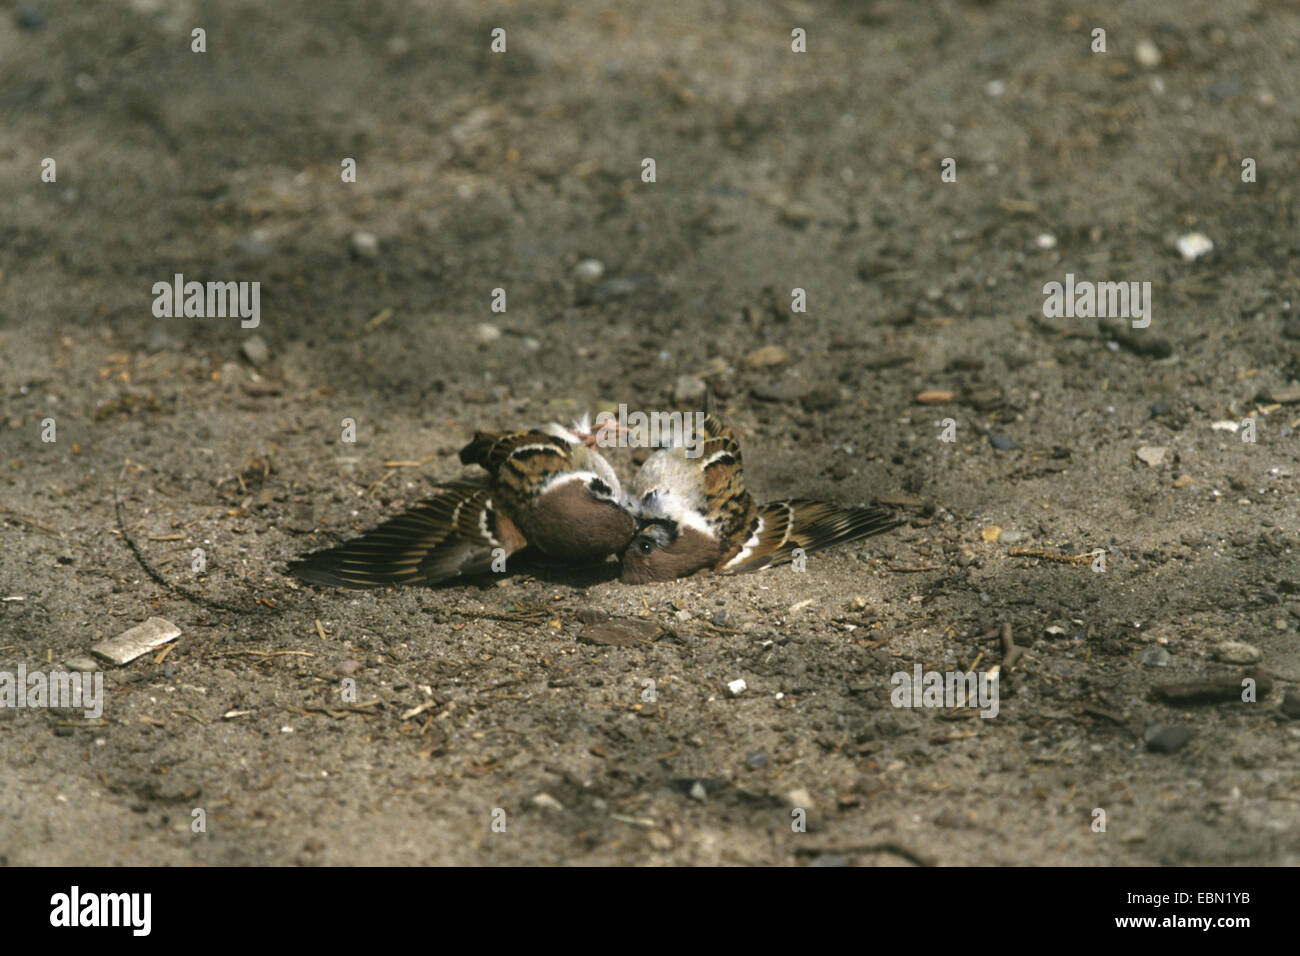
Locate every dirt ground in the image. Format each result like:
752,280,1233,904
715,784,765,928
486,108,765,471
2,0,1299,866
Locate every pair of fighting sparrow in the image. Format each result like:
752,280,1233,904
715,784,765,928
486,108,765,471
288,415,901,588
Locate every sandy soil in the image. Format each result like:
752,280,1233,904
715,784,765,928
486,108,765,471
2,0,1298,865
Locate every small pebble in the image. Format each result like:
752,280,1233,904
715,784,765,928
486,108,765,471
1212,641,1261,665
745,751,769,769
726,678,747,698
1140,646,1171,667
90,617,181,666
592,277,643,302
1206,79,1243,103
64,657,99,673
672,374,707,404
1144,724,1192,754
475,323,502,345
349,231,380,260
236,232,273,260
779,202,815,228
742,344,792,370
711,609,730,627
573,259,605,283
578,620,660,646
1280,690,1300,719
750,380,803,403
15,5,46,31
1034,233,1057,250
1150,401,1172,417
532,793,565,812
989,434,1016,451
1175,232,1214,262
335,659,361,676
786,787,814,809
241,334,270,366
801,384,842,411
1136,446,1167,467
1266,385,1300,404
1134,39,1162,68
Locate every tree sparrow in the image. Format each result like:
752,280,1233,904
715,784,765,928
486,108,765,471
620,416,901,583
289,419,635,588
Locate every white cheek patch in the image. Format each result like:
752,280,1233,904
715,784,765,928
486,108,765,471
677,508,714,537
639,490,713,538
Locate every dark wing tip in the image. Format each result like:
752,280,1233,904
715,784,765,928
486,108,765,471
724,500,902,574
791,502,903,553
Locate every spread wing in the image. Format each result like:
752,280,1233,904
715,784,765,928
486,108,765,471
718,500,901,574
287,482,525,588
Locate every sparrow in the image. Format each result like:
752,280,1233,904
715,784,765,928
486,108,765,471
288,417,636,588
620,416,901,583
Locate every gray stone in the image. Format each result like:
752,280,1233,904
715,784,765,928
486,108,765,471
1140,646,1171,667
672,375,707,404
1144,724,1193,754
241,334,270,366
1212,641,1262,665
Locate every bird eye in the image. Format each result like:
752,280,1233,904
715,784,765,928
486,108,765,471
636,539,653,555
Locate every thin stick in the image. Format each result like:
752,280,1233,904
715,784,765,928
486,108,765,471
114,462,275,616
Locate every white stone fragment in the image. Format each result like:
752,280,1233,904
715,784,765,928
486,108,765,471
90,617,181,666
1176,232,1214,261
